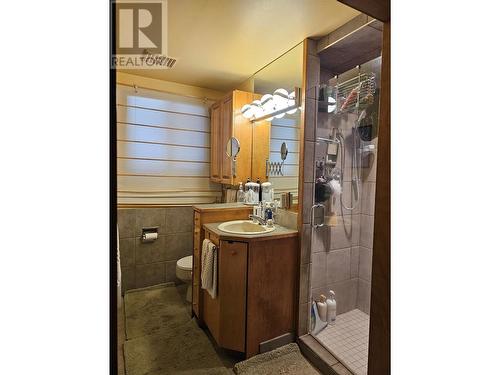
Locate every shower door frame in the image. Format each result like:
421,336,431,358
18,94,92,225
296,18,390,375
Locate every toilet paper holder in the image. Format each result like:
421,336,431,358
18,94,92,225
141,227,159,242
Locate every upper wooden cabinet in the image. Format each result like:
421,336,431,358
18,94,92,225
210,90,270,185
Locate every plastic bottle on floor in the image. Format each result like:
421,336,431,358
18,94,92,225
326,290,337,323
317,295,328,322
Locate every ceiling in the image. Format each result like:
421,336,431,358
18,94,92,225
121,0,360,92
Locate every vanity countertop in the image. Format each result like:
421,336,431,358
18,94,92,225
193,202,252,211
203,222,298,242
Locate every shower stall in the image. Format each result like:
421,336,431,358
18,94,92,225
307,57,381,375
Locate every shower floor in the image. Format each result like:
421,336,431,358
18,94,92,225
315,309,370,375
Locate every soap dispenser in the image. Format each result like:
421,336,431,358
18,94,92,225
326,290,337,323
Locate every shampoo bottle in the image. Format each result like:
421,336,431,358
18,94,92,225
317,295,328,322
326,290,337,323
237,182,245,202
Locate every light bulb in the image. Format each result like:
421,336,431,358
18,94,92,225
241,104,253,119
327,96,337,113
260,94,275,115
287,90,296,106
251,100,264,118
286,90,297,114
273,88,289,110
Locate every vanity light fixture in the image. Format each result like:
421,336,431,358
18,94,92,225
240,87,302,123
328,96,337,113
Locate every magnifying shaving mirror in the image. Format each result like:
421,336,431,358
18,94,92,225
226,137,240,158
226,137,240,177
280,142,288,161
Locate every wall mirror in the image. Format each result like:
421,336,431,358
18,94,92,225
240,42,303,209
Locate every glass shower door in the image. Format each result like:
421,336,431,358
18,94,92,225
308,59,381,375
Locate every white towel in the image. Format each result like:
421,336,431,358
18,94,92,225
201,239,218,298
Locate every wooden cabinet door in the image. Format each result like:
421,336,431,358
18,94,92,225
219,240,247,352
220,96,233,183
210,103,221,182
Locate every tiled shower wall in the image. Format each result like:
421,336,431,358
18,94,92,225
117,207,193,294
298,39,378,336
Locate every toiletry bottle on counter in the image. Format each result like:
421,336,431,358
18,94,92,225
237,182,245,202
265,205,273,221
256,178,262,202
317,295,328,322
326,290,337,323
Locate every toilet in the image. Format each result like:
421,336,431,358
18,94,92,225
176,255,193,302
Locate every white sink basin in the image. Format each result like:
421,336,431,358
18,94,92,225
217,220,276,235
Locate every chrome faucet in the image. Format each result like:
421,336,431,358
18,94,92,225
249,214,266,225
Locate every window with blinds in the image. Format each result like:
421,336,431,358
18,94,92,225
268,114,300,200
116,84,221,205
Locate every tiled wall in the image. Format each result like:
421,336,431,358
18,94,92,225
297,39,378,336
117,207,193,294
298,38,320,336
309,111,362,316
357,141,377,314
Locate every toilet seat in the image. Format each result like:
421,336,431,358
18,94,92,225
176,255,192,271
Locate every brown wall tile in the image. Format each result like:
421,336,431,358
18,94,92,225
165,232,193,261
358,246,373,282
301,224,312,264
302,182,314,223
360,214,374,249
165,260,177,283
329,278,357,315
304,141,316,183
312,225,329,253
135,263,166,288
326,248,351,284
119,238,135,267
300,263,311,304
118,209,135,238
135,208,167,236
311,252,326,288
330,216,356,250
361,181,376,216
357,278,371,314
135,235,167,265
165,207,193,233
350,246,359,278
120,266,135,294
304,98,317,142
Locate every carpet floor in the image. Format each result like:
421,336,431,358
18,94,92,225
124,284,191,340
122,284,317,375
233,343,320,375
123,284,233,375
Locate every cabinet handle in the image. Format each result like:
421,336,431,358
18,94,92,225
231,250,236,255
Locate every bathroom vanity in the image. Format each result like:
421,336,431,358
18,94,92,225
201,222,298,358
192,203,253,319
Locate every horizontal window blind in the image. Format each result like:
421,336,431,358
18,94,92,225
268,116,300,200
117,84,221,205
